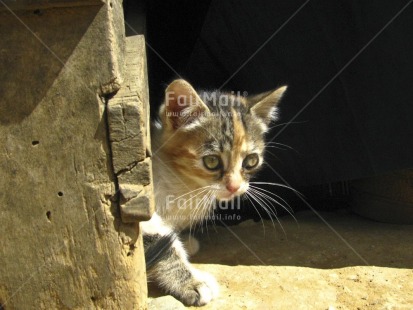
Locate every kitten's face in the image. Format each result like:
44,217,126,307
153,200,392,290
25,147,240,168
158,80,287,202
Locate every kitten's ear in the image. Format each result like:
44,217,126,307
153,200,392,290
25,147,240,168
249,85,287,126
161,79,209,130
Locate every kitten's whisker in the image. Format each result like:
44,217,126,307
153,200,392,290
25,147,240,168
176,187,212,209
265,141,294,149
175,189,210,220
188,197,203,236
248,188,280,218
204,190,218,235
272,142,294,150
265,145,289,151
195,192,209,234
248,188,288,237
264,149,281,160
249,185,298,225
245,191,266,234
175,188,214,233
207,195,219,233
201,190,216,235
172,185,214,202
265,142,299,154
268,120,308,130
249,185,294,213
247,189,277,232
249,181,304,197
201,190,216,236
189,189,214,236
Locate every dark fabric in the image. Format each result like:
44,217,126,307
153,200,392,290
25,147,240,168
146,0,413,187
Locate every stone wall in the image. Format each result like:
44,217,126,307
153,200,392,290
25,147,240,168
0,1,151,308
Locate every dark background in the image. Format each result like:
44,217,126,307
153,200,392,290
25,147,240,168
125,0,413,217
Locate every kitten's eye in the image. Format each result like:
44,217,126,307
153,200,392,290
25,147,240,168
243,153,259,169
203,155,222,171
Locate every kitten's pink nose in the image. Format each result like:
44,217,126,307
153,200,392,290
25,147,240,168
226,183,240,194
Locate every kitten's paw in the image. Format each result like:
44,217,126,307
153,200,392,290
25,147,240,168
177,269,219,306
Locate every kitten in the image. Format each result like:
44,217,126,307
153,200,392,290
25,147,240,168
141,79,287,306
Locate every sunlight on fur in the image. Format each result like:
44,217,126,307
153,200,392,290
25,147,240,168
141,79,287,306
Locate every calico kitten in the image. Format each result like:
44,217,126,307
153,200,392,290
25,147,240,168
141,79,287,306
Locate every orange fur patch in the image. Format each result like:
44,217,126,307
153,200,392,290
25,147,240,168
162,129,214,181
229,108,246,171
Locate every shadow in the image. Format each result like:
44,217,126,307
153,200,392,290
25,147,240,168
190,209,413,269
0,4,102,125
147,282,167,299
94,106,117,184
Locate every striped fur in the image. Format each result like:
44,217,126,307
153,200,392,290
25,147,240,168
142,80,287,306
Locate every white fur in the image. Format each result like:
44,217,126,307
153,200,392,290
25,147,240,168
140,212,172,236
190,268,220,305
145,80,288,306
